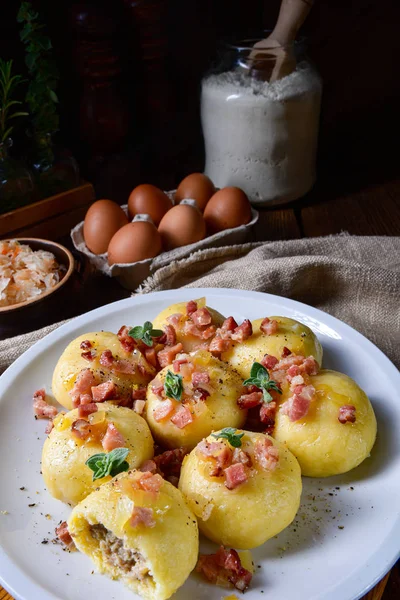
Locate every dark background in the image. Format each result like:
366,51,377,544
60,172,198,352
1,0,399,204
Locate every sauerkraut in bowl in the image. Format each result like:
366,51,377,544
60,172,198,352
0,239,69,308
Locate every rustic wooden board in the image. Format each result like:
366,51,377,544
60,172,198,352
0,182,95,240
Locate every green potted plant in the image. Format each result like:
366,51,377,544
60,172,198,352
0,58,34,214
18,1,79,200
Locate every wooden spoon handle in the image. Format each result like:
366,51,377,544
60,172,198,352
270,0,314,47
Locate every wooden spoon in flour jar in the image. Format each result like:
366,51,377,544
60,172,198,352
250,0,314,82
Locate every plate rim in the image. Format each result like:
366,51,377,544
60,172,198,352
0,287,399,600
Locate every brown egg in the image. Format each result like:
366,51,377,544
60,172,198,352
204,187,252,233
175,173,215,211
128,184,171,226
158,204,206,250
108,221,162,265
83,200,128,255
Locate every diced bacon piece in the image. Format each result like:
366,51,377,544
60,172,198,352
80,340,92,350
79,393,93,405
157,342,183,368
71,419,91,439
78,402,98,418
117,325,136,353
91,380,117,402
186,300,198,316
170,405,193,429
99,350,136,374
151,384,164,398
290,375,305,388
224,462,248,490
260,317,278,335
197,439,227,457
209,335,231,355
275,354,305,371
130,506,155,528
281,384,315,422
133,399,146,415
301,355,319,376
221,316,238,332
69,369,97,406
99,349,114,367
199,325,217,340
153,399,174,422
190,307,212,327
254,437,279,470
196,546,252,592
167,313,183,328
192,371,210,387
131,387,146,401
282,346,292,357
154,448,188,476
259,401,277,431
162,324,176,346
184,320,215,339
261,354,279,370
232,448,252,467
81,349,96,361
173,357,188,372
180,361,195,379
45,420,54,434
140,459,158,473
114,395,133,409
238,391,263,409
33,388,58,420
144,347,158,368
139,471,163,493
102,422,125,451
193,388,210,401
286,364,301,379
231,319,253,342
55,521,75,548
338,405,356,424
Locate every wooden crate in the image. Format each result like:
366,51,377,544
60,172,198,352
0,182,95,240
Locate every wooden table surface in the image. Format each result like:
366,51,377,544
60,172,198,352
0,177,399,600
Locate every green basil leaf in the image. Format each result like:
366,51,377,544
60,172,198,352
164,370,183,401
129,325,144,340
211,427,244,448
86,448,130,481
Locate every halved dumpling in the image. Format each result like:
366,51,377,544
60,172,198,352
145,350,246,450
273,369,377,477
68,470,198,600
221,316,323,378
52,331,154,410
179,429,302,549
42,402,154,505
152,297,225,353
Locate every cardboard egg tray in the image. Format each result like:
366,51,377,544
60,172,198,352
71,190,259,291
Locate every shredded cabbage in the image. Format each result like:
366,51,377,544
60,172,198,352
0,240,66,307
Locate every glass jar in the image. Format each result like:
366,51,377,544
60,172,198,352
0,138,35,215
201,38,322,206
27,132,80,200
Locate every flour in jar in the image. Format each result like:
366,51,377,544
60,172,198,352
201,64,322,206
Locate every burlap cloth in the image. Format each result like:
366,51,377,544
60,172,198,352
0,234,399,374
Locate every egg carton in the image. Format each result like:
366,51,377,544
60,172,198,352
71,190,259,291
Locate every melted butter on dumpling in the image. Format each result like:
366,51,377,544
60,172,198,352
42,402,154,505
221,316,323,378
52,331,154,410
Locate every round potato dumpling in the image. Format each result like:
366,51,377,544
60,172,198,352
52,331,154,410
68,469,198,600
152,297,225,352
42,403,154,505
145,350,246,450
274,369,377,477
179,430,302,549
221,316,323,378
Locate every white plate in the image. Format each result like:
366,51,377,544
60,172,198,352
0,289,399,600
